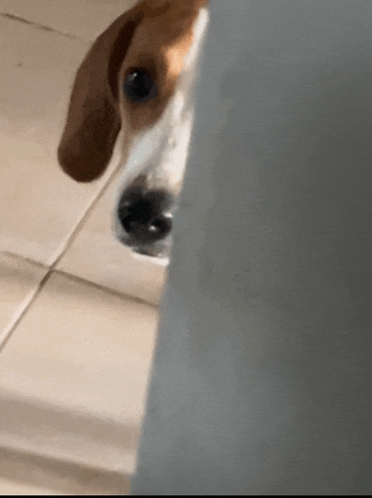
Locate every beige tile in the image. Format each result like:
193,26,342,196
0,445,130,495
56,172,168,306
0,15,122,266
0,252,47,347
0,477,62,495
0,0,137,42
0,271,158,474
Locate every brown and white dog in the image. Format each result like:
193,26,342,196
58,0,209,258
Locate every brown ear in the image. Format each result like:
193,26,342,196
58,5,144,182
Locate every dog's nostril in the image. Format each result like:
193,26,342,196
118,192,172,245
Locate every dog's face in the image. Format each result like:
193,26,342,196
58,0,209,258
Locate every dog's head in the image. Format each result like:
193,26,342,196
58,0,209,257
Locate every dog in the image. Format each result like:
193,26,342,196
58,0,210,258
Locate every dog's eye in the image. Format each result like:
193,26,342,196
124,69,157,103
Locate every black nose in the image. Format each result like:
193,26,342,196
118,188,172,245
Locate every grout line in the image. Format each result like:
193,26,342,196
49,170,124,272
0,12,85,42
0,273,49,353
53,268,159,309
1,251,159,309
1,251,49,271
0,160,133,352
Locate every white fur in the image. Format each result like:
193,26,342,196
113,7,210,259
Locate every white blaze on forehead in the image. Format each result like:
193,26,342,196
183,6,210,72
120,104,194,192
117,6,210,193
149,107,195,191
157,8,210,190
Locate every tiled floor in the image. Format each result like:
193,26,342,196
0,1,164,494
0,476,63,496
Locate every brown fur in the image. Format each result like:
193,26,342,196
58,0,208,183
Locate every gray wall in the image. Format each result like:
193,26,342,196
131,1,372,494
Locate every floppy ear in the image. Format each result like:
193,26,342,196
58,5,144,182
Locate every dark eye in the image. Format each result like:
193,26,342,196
124,69,157,103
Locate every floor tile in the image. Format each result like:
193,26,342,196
0,446,130,495
56,170,168,306
0,0,136,42
0,476,62,495
0,252,47,347
0,271,158,474
0,15,121,266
